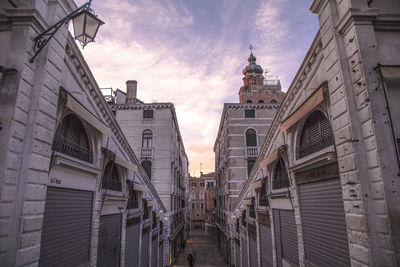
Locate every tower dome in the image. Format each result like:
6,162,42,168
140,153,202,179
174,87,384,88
242,53,264,75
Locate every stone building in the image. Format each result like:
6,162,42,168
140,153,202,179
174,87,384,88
234,1,400,267
213,53,284,265
202,172,216,224
111,81,189,266
0,1,169,266
189,176,206,229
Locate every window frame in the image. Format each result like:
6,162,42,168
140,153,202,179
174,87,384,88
143,109,154,119
245,109,256,118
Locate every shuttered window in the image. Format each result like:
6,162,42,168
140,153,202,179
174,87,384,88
141,160,152,179
273,157,290,190
245,109,255,118
246,129,257,147
97,214,122,267
52,114,92,163
125,217,140,267
102,161,121,191
297,110,334,159
143,110,153,118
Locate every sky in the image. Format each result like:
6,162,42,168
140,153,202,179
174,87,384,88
75,0,319,177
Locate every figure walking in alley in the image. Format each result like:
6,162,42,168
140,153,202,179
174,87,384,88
187,251,194,267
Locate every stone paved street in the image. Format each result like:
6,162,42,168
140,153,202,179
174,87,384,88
173,229,228,267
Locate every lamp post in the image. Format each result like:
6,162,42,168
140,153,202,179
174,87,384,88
29,0,104,63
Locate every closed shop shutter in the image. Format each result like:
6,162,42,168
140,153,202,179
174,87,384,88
97,214,122,267
151,234,158,267
273,209,298,267
39,187,93,267
259,224,273,267
299,178,350,266
235,239,240,267
141,227,150,267
159,241,163,267
241,236,248,267
249,236,258,267
125,217,141,267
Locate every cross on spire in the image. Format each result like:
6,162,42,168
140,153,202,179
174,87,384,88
249,44,254,54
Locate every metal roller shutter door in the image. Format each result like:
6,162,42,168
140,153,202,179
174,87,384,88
272,209,282,267
299,178,350,266
235,239,240,267
158,241,163,267
125,217,140,267
97,214,122,267
249,236,258,267
151,234,158,267
39,187,93,267
273,209,298,267
259,224,273,267
280,210,299,266
141,228,150,267
241,237,248,267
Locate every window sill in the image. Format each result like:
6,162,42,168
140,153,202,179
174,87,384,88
292,145,336,173
52,153,101,175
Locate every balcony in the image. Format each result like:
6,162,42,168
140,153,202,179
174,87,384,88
246,147,259,158
140,147,153,158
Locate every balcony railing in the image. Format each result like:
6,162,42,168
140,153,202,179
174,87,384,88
296,135,334,159
246,147,259,157
52,136,93,163
140,147,153,158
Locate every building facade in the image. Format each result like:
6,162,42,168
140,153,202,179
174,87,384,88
234,0,400,267
111,82,189,266
189,176,206,229
213,53,284,265
0,1,168,267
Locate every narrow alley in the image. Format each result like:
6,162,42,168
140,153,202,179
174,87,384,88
173,230,228,267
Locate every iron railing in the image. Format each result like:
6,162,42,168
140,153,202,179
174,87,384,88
296,135,334,159
102,178,122,192
52,135,93,163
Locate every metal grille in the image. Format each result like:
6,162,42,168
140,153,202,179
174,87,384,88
259,224,273,267
97,214,122,267
249,236,258,267
297,110,334,159
141,228,150,267
39,187,92,267
125,217,140,267
159,241,163,267
235,239,240,267
52,114,92,163
102,161,122,191
273,209,282,267
241,236,248,267
272,158,290,190
127,190,139,209
151,234,158,267
299,178,350,266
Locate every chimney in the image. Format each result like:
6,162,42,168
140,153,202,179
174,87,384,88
125,80,137,104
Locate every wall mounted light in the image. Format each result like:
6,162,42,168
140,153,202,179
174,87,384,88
30,0,104,63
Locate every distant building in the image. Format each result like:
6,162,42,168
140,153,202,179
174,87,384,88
202,172,216,224
111,81,189,265
214,52,284,265
189,175,206,229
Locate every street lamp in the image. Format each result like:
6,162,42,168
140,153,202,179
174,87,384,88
29,0,104,63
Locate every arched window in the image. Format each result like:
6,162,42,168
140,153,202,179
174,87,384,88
270,99,277,103
246,129,257,147
273,157,289,190
102,161,121,191
142,160,152,179
297,110,334,159
246,100,253,103
52,114,92,163
258,100,265,103
127,189,138,209
142,129,153,147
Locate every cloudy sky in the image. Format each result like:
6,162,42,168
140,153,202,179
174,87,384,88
75,0,319,176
